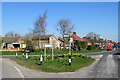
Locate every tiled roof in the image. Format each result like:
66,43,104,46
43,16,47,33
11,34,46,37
2,37,21,43
32,35,52,40
71,32,85,41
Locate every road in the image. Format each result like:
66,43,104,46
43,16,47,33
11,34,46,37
1,50,120,78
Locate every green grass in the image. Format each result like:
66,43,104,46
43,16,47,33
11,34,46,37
2,49,106,55
10,54,95,72
0,51,2,55
1,51,23,55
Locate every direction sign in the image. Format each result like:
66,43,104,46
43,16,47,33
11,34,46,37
25,50,30,53
43,44,53,48
70,38,73,42
64,35,70,38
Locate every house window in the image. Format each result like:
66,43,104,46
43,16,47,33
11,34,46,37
52,37,54,40
35,44,39,47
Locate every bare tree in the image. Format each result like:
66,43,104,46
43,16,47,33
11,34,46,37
5,31,21,37
86,32,100,39
23,32,34,51
15,33,21,37
86,32,100,45
33,10,47,49
24,32,33,42
56,19,74,48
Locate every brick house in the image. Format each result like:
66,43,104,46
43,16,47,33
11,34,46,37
71,32,85,41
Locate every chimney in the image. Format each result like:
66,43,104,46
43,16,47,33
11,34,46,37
73,32,76,34
5,35,8,37
83,37,86,39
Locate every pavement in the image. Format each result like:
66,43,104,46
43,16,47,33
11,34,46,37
0,50,120,78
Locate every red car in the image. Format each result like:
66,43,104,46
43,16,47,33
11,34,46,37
107,45,112,51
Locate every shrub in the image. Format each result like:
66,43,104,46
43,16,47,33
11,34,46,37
24,39,35,52
87,45,97,50
73,41,87,51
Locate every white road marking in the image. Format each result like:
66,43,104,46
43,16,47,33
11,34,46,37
7,62,24,78
90,55,103,60
0,58,2,80
108,54,115,65
98,71,101,72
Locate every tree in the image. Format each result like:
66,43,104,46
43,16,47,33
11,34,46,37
24,32,33,42
24,32,34,52
5,31,21,37
33,10,47,49
86,32,100,40
56,19,74,48
86,32,100,45
74,41,87,51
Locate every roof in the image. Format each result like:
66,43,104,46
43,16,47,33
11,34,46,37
2,37,21,43
32,35,52,40
71,32,85,41
58,37,64,42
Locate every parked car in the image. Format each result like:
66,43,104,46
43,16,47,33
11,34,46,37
107,45,112,51
60,46,70,49
99,46,104,50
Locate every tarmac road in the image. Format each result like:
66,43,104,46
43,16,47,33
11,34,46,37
1,50,120,78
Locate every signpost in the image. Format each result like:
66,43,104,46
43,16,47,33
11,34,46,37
43,44,54,61
63,34,73,66
16,52,18,57
25,50,30,53
40,54,43,65
25,50,30,60
23,53,24,57
26,53,28,60
69,37,73,66
69,38,73,55
64,35,70,38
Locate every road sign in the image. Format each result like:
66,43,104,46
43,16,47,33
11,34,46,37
64,35,70,38
43,44,53,48
70,38,73,42
43,44,54,61
25,50,30,53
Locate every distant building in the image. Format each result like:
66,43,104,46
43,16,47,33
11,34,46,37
58,37,69,48
32,35,61,49
71,32,85,41
0,37,26,49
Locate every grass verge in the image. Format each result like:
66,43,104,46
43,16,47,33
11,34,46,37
2,49,106,55
10,54,95,72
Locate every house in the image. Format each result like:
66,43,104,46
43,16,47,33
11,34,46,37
0,37,26,49
83,37,92,45
58,37,69,48
71,32,85,41
58,32,86,48
32,35,61,49
106,40,114,46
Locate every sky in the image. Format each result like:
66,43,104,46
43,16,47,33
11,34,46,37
2,2,118,42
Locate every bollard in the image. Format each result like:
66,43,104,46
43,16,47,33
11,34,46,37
23,53,24,57
69,55,71,66
26,53,28,60
16,52,18,57
40,54,43,65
